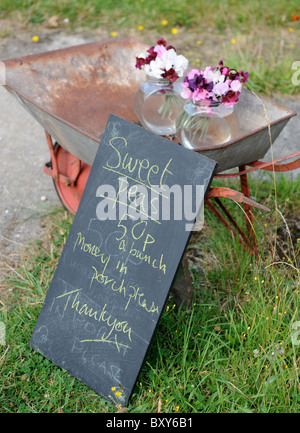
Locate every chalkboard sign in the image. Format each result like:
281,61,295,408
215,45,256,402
30,115,217,406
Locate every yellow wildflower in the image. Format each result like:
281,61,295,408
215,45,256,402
161,19,168,26
138,25,144,31
111,31,117,37
32,35,39,42
171,28,178,34
231,38,236,44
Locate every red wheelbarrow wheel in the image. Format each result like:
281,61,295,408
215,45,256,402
46,143,91,214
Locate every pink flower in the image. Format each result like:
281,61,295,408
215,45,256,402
187,68,201,80
213,81,229,96
180,59,248,107
222,67,229,75
193,88,209,103
181,87,192,99
230,79,242,92
203,66,214,80
154,44,167,59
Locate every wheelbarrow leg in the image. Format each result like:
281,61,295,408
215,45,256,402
239,165,258,255
44,131,59,181
43,131,91,213
205,197,254,254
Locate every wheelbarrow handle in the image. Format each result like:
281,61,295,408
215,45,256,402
206,187,270,212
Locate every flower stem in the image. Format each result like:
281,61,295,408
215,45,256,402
177,108,211,143
157,93,182,120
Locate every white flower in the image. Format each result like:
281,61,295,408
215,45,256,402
144,61,163,79
205,68,225,85
173,54,189,77
253,349,259,357
142,46,188,79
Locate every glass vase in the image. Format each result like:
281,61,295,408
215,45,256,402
133,75,184,136
176,100,234,149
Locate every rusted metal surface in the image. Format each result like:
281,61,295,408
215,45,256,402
44,132,91,214
247,153,300,172
215,152,300,178
3,37,147,166
239,164,254,243
206,187,270,212
2,37,296,173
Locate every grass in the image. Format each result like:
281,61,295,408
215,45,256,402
1,0,300,33
0,172,299,413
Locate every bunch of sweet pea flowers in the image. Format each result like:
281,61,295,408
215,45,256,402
135,38,189,120
181,60,249,109
135,38,188,82
175,61,249,142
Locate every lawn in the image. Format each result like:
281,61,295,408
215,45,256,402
1,0,300,33
1,173,299,413
0,0,300,414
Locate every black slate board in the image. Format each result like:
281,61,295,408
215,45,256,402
30,115,217,405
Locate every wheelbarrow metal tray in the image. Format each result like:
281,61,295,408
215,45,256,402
2,38,296,173
194,90,296,172
2,37,146,165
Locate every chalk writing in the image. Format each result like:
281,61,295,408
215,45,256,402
73,232,111,266
56,289,132,352
30,114,217,404
128,242,166,274
103,136,174,191
125,285,159,314
89,265,160,315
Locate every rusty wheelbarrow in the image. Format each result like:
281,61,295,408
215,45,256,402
2,37,298,256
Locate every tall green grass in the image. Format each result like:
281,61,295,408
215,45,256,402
0,173,299,413
1,0,300,32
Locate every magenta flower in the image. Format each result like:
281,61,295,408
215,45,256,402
181,59,248,107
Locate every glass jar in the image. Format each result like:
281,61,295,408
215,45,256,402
176,100,234,149
133,75,184,136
